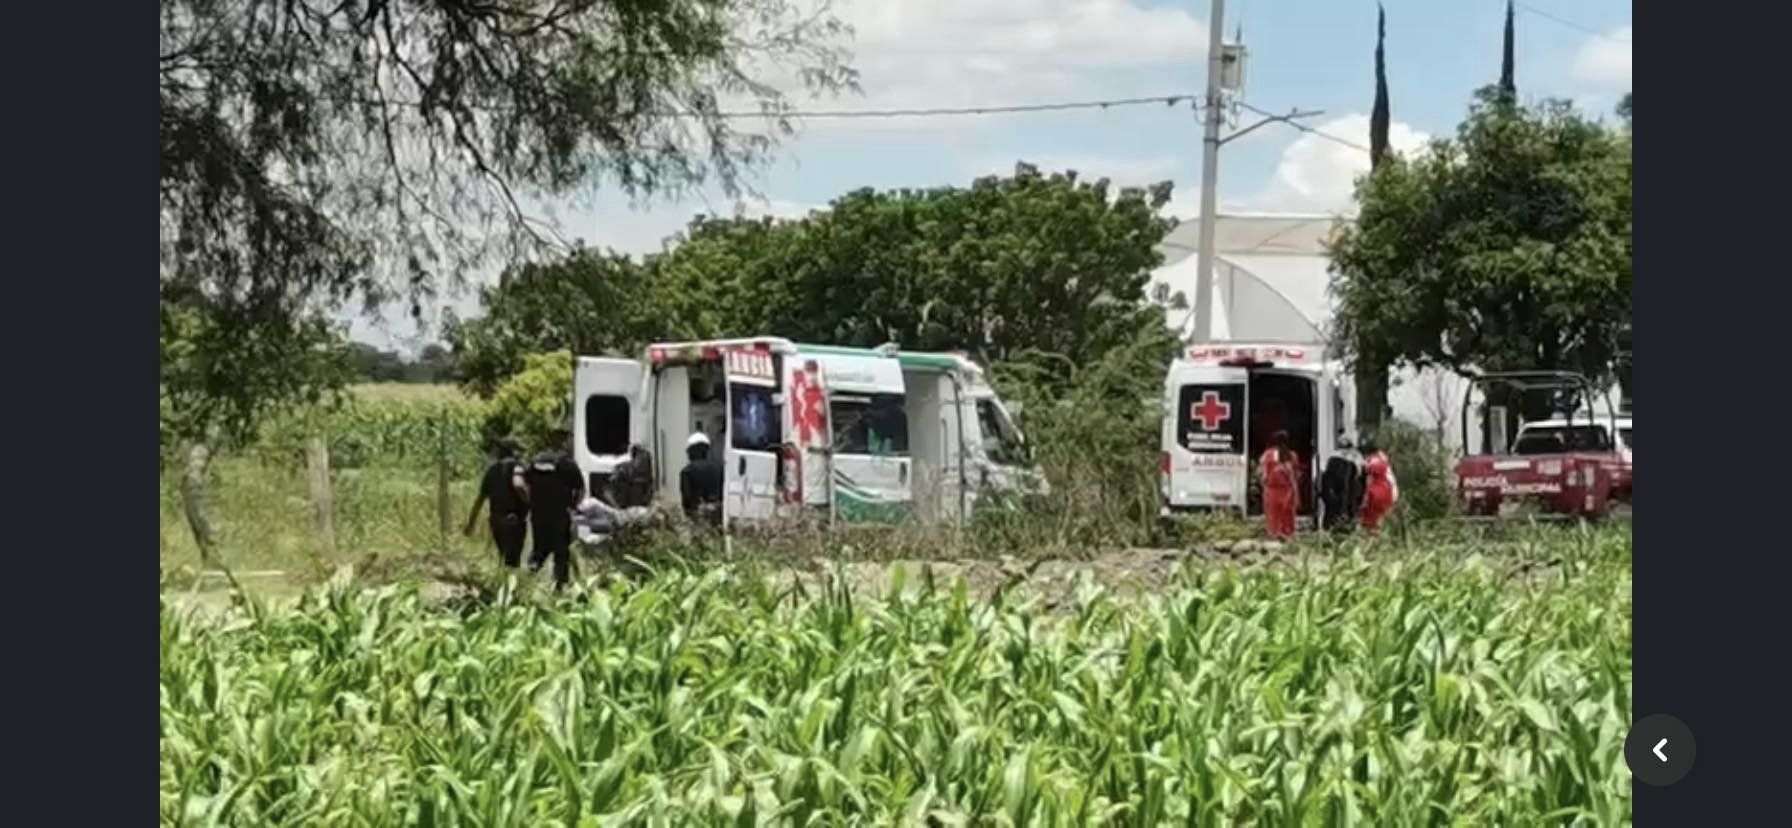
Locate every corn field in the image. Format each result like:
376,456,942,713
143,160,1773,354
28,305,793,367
160,527,1632,825
251,394,490,477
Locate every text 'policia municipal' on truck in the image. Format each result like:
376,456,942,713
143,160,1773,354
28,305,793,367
573,338,1046,530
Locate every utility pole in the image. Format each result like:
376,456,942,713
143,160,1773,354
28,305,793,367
1190,0,1227,343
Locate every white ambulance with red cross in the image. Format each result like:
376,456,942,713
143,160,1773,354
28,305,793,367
1160,343,1354,520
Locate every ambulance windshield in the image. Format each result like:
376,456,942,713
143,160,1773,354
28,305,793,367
978,399,1026,465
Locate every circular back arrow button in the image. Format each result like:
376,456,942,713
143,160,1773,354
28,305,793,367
1625,714,1696,786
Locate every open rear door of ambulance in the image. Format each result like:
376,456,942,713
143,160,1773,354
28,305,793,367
1165,366,1250,513
573,357,645,498
722,346,783,525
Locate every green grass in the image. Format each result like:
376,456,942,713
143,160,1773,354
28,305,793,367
160,525,1632,825
160,458,488,576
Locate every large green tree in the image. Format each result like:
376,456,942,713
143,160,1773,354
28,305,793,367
444,250,663,396
160,0,854,446
450,163,1180,394
749,164,1176,368
161,0,852,560
443,213,801,392
1329,89,1632,416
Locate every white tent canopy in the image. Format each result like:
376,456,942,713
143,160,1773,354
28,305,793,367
1149,213,1343,344
1158,212,1342,261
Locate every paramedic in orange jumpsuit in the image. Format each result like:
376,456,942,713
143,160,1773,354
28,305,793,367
1259,430,1299,539
1360,437,1398,533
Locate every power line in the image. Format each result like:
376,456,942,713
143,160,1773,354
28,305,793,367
359,92,1202,120
1237,101,1373,154
1514,3,1630,42
745,93,1201,120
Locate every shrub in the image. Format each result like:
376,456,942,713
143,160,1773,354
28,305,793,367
1374,418,1455,524
484,350,575,453
989,324,1179,549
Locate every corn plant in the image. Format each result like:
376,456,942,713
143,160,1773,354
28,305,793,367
161,526,1631,826
251,393,489,476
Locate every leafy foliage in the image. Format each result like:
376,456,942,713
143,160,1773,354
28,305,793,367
160,304,353,450
986,322,1180,548
1370,3,1389,169
160,0,855,443
1376,419,1456,524
254,394,489,475
1328,90,1632,392
162,527,1632,824
743,165,1177,365
347,342,457,384
448,164,1179,394
445,251,665,397
486,351,577,452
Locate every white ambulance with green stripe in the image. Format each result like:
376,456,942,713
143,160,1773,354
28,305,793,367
795,345,914,523
797,344,1047,525
574,339,1045,530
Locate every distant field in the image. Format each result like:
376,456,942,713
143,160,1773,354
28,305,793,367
347,381,471,403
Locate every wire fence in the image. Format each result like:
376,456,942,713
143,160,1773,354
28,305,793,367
159,406,498,578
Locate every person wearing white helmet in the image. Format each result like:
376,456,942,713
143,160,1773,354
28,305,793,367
680,431,724,525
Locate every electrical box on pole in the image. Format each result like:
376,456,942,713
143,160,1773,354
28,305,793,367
1220,43,1247,93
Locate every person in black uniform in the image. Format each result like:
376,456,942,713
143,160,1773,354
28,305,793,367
679,432,724,526
606,443,654,509
1320,436,1365,533
521,432,585,589
463,437,529,568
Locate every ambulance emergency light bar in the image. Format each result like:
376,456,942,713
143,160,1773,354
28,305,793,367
1184,345,1315,367
647,339,774,367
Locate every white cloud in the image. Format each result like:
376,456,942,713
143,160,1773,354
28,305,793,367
782,1,1207,133
344,3,1214,343
1571,25,1632,90
845,0,1205,71
1250,114,1430,213
346,193,825,348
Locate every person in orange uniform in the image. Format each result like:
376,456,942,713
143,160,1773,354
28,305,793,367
1359,437,1399,534
1259,430,1299,539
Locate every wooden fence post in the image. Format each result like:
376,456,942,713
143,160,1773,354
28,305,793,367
437,406,453,552
305,435,337,561
180,438,220,566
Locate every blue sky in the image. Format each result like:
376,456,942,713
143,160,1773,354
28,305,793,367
355,0,1631,351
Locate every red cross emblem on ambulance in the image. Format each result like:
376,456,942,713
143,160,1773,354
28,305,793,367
1191,391,1231,431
